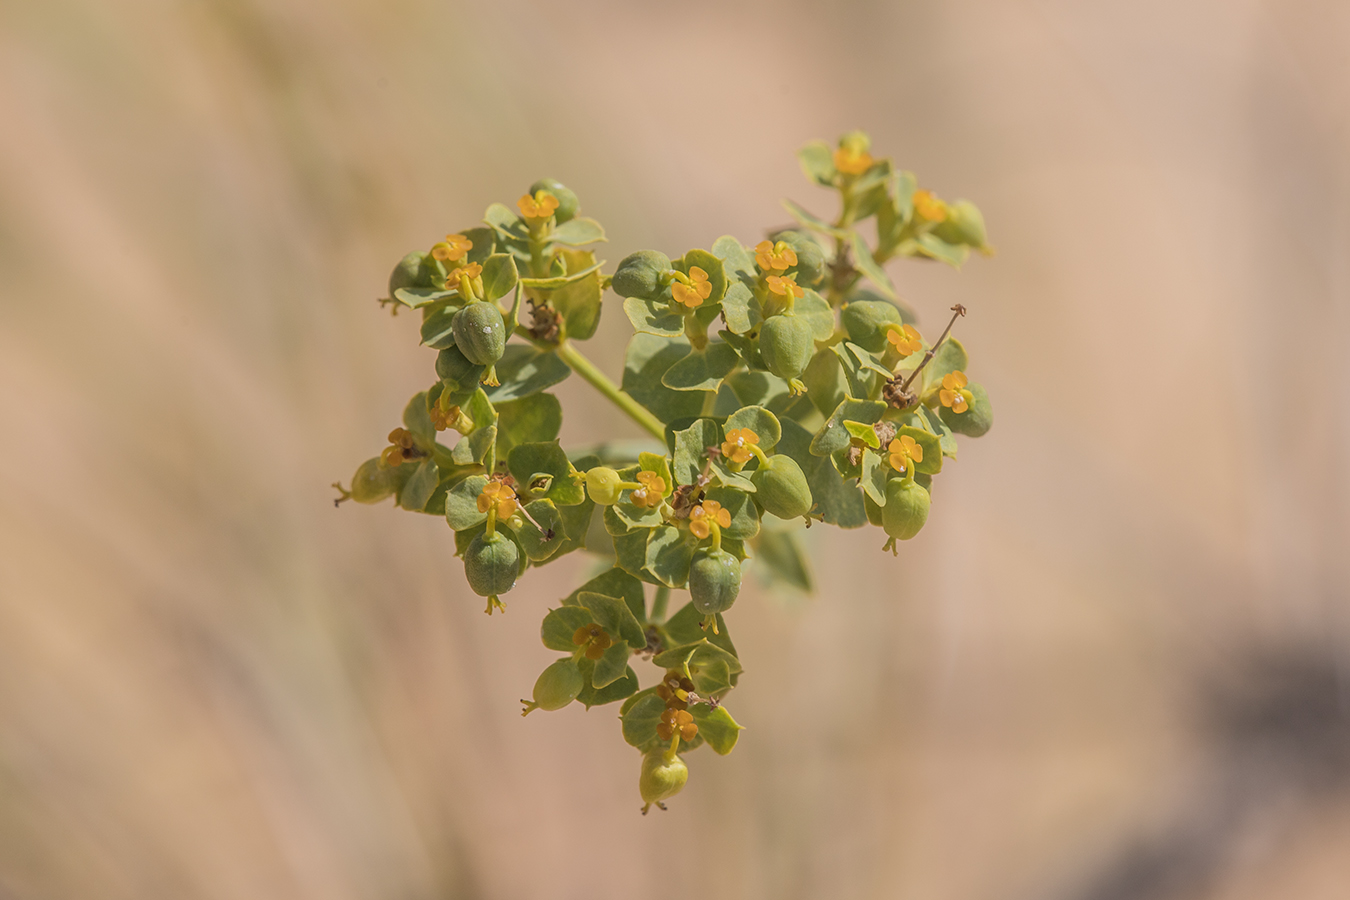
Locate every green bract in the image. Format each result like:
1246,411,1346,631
338,132,995,812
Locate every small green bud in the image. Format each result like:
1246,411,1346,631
523,658,583,714
464,531,519,598
388,251,430,297
932,199,989,251
938,382,993,437
839,130,871,156
639,749,688,808
529,178,579,224
689,548,741,615
770,230,826,288
841,299,905,353
585,466,625,505
882,478,930,541
350,457,399,504
612,250,672,300
435,345,485,393
757,314,815,383
750,455,813,519
451,301,507,366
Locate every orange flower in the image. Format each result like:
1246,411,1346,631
517,190,560,220
630,470,667,508
477,480,519,519
765,273,804,299
939,371,973,414
754,240,798,272
833,146,873,176
571,623,613,661
432,233,473,262
886,324,923,357
689,499,731,539
912,189,948,223
380,427,421,466
720,428,760,466
887,435,923,475
671,266,712,308
656,708,698,742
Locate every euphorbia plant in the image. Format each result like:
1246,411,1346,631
336,132,993,813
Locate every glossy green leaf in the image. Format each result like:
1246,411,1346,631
402,391,436,445
484,345,571,403
576,591,646,649
689,704,743,755
780,419,867,528
811,399,887,456
550,249,603,340
508,441,585,506
420,305,458,350
802,348,845,416
644,524,695,588
705,485,760,540
450,423,496,465
661,603,737,659
483,202,527,240
547,216,606,246
844,420,881,449
577,660,639,709
541,605,594,651
591,640,632,690
494,393,562,458
444,474,489,530
671,418,721,486
796,289,834,341
622,334,706,426
724,405,781,450
621,692,666,752
661,341,741,392
563,566,647,626
919,404,959,457
393,286,455,309
622,295,684,337
860,448,888,505
712,235,756,284
720,282,756,334
398,458,439,512
899,425,943,475
514,499,565,561
480,253,518,303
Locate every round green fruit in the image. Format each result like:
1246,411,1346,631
882,478,931,541
435,345,486,393
639,750,688,806
689,549,741,615
350,457,400,504
933,200,989,251
757,314,815,383
585,466,624,506
388,251,429,297
531,658,584,711
612,250,672,300
750,456,813,519
528,178,579,223
842,299,904,353
451,301,507,366
463,531,520,598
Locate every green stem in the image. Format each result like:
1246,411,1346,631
554,339,666,441
650,585,671,624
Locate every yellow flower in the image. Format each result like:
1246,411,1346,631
754,240,798,272
571,623,613,661
765,273,804,299
656,672,694,710
380,427,421,466
887,435,923,475
656,707,698,742
688,499,731,539
939,371,973,414
432,233,473,262
671,266,712,308
720,428,760,466
886,324,923,357
912,189,948,223
630,470,667,508
833,146,873,176
453,262,483,280
476,480,519,519
517,190,560,220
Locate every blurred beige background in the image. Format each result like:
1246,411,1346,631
2,1,1349,898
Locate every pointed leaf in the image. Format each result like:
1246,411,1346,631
811,399,887,456
547,216,606,246
541,605,594,651
689,704,743,754
797,140,837,186
660,341,741,392
725,406,781,450
576,591,646,649
850,231,897,300
484,345,571,402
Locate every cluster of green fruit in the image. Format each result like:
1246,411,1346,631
337,132,993,812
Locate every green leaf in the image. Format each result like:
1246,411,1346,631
915,232,970,269
661,341,741,392
611,528,648,581
689,704,743,755
899,425,943,475
398,458,439,511
621,692,666,752
563,566,647,626
850,231,897,300
576,591,646,649
444,474,489,530
919,405,958,457
712,235,756,284
623,295,684,338
830,343,875,401
591,640,632,689
460,226,495,265
720,282,756,334
653,640,744,684
450,424,496,465
643,524,695,588
638,452,673,490
622,334,707,426
781,198,839,237
708,459,755,493
479,253,518,304
796,289,835,342
610,496,664,531
402,391,436,445
508,441,584,506
548,249,603,341
724,406,781,450
705,485,760,540
671,418,721,486
518,259,604,290
547,216,606,246
797,139,837,186
513,499,566,561
484,345,571,403
577,660,639,709
802,348,844,416
494,393,562,458
676,249,728,306
780,419,867,528
420,305,458,350
923,337,968,392
750,528,813,593
811,399,887,456
541,605,594,651
483,202,527,240
860,448,888,505
844,420,880,449
393,286,455,309
661,603,736,657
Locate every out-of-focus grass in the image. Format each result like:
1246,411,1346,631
1,2,1348,899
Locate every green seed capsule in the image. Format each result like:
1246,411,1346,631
932,199,990,251
528,178,579,224
388,251,430,297
530,658,583,712
451,301,507,366
757,314,815,383
882,478,930,541
938,383,993,437
842,299,904,353
689,549,742,615
639,750,688,806
350,457,399,504
771,230,827,288
750,456,813,519
435,346,486,395
586,466,625,506
463,531,520,598
612,250,672,300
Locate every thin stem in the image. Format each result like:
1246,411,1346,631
900,304,967,393
553,339,666,441
650,585,671,624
